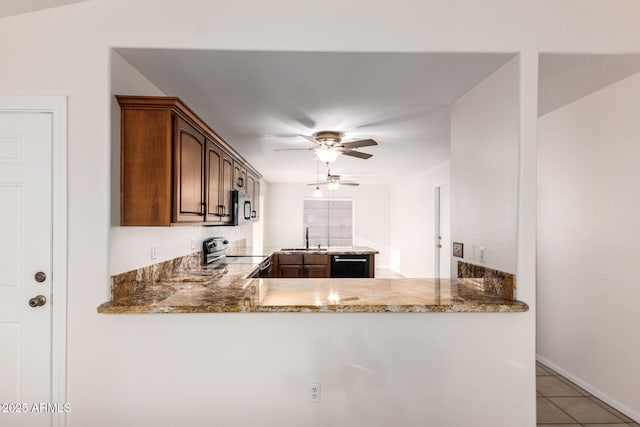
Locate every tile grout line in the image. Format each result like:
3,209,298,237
536,360,640,427
537,364,581,425
537,362,636,426
539,395,582,425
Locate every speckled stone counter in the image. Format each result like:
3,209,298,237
225,246,379,257
98,275,528,314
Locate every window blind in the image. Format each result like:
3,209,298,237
303,199,353,247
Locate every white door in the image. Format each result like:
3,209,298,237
437,184,451,278
0,112,53,426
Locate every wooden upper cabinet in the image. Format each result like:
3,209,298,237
205,139,222,223
220,153,234,224
246,172,260,221
204,140,236,224
246,173,255,218
253,179,260,221
233,162,247,192
117,96,262,226
173,117,205,223
119,107,173,226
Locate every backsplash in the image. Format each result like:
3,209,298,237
457,261,516,300
109,222,254,275
110,252,203,302
110,238,250,302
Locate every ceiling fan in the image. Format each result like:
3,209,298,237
307,168,360,192
275,131,377,163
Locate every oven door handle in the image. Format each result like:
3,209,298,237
333,259,367,262
206,254,226,264
259,260,272,271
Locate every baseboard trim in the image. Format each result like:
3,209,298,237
536,354,639,423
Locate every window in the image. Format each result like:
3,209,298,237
303,198,353,247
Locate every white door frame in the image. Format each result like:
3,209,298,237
0,96,68,427
433,181,450,279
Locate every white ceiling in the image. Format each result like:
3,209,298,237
539,54,640,117
117,49,514,184
0,0,88,18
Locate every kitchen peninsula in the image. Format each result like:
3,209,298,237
98,246,528,314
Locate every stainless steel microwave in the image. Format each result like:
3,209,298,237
232,190,252,225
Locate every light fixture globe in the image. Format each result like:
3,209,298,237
315,146,340,163
327,181,340,191
313,186,323,198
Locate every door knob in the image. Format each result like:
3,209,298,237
34,272,46,283
28,295,47,307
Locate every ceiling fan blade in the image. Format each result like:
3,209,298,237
274,148,314,151
341,182,360,186
307,182,327,186
342,150,373,159
340,139,378,149
299,134,321,145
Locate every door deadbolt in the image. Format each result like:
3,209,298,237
28,295,47,307
34,272,46,283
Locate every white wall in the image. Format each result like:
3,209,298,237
10,0,640,424
537,70,640,420
389,161,450,277
109,51,255,275
450,57,520,275
265,183,391,267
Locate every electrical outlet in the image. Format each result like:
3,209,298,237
308,383,321,402
452,242,463,258
151,244,158,260
191,237,196,250
479,247,487,263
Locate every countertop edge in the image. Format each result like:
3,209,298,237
97,301,529,314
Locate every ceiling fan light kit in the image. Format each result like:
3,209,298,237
315,146,341,163
327,181,340,191
275,130,378,163
313,185,323,198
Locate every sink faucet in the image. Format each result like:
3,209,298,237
305,227,309,249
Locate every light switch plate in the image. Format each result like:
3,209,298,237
452,242,463,258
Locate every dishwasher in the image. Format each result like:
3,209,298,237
330,254,370,278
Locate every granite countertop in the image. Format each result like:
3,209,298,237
99,247,527,314
98,274,528,314
225,246,379,257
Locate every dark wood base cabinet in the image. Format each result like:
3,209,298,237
274,253,330,278
117,96,261,226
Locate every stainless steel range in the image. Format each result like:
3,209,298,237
203,237,272,277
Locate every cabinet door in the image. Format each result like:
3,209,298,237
246,173,255,218
220,153,234,224
173,117,205,223
233,162,247,192
278,265,303,278
253,179,260,220
303,264,330,278
204,139,222,223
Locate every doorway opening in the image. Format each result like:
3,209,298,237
435,184,450,279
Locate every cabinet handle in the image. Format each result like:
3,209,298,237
199,202,206,216
251,210,257,219
237,177,244,187
217,205,224,217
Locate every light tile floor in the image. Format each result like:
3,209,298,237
537,361,639,426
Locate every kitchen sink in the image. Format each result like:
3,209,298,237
280,248,327,251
